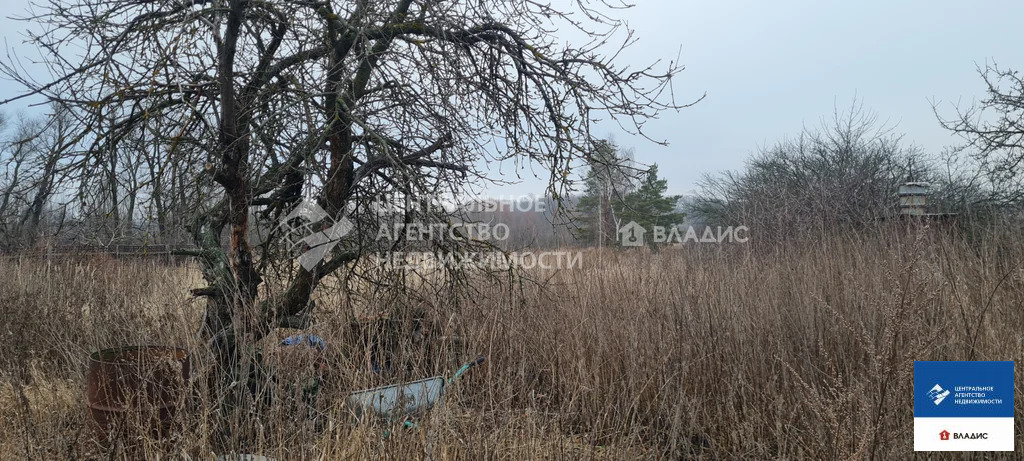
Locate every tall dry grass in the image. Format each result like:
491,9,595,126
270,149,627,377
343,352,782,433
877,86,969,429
1,225,1023,459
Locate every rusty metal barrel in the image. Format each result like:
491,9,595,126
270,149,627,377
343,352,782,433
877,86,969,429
86,345,190,446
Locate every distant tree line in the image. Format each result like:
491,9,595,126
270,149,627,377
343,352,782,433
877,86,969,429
3,64,1023,252
691,88,1024,242
0,104,215,252
445,63,1024,250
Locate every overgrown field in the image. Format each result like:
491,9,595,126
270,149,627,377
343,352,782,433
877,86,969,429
2,227,1023,459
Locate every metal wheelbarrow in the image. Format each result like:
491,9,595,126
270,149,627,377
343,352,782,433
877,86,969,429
346,355,485,430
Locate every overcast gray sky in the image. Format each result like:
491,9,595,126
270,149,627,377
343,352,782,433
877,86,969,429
2,1,1022,196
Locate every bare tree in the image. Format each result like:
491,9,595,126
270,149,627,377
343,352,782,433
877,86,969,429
937,62,1024,206
0,108,81,248
693,103,929,241
2,0,690,425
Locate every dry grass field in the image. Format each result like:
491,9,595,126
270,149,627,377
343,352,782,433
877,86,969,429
1,226,1023,459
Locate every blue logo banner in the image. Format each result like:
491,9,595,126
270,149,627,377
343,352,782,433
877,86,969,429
914,361,1014,418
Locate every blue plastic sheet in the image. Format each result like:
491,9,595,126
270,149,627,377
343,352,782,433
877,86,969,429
280,334,326,351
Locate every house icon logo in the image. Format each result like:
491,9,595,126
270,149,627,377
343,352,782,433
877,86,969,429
939,430,950,441
618,221,646,247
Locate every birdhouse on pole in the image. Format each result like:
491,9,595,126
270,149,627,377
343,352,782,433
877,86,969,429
898,182,929,216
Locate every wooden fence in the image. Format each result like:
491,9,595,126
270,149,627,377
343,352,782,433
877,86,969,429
0,244,200,264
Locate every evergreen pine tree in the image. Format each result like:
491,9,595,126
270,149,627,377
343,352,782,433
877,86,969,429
614,164,684,245
576,140,634,246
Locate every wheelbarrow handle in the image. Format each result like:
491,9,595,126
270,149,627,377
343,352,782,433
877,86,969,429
448,355,486,385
